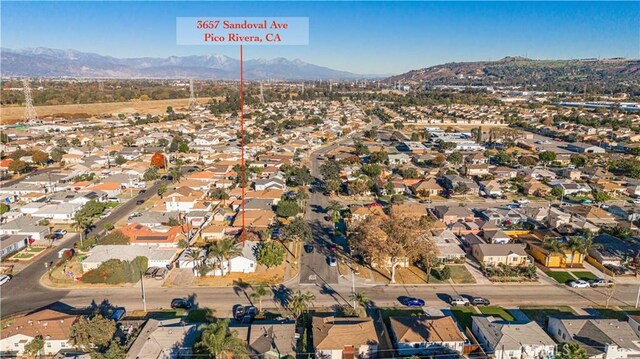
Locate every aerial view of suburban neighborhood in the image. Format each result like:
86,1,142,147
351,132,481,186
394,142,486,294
1,1,639,358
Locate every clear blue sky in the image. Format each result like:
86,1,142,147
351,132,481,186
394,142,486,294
2,1,639,75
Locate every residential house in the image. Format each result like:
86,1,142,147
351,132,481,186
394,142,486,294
389,316,466,356
432,230,466,261
548,180,591,196
566,142,606,154
464,164,490,177
480,180,504,198
590,233,640,267
522,180,552,197
482,229,512,244
81,245,178,271
246,320,297,359
350,205,387,224
411,178,444,198
479,208,527,226
312,316,379,359
120,223,188,248
548,317,640,359
0,309,78,357
0,234,29,257
433,206,475,225
197,240,258,276
126,318,200,359
472,317,556,359
0,216,50,240
254,176,286,191
201,224,227,242
32,203,82,223
472,244,530,267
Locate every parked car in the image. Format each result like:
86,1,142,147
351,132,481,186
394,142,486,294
581,199,593,205
449,297,471,306
569,279,590,288
471,297,491,306
139,189,146,194
171,298,192,309
632,199,640,204
304,244,314,253
234,305,246,321
153,267,168,280
136,199,145,205
589,278,613,288
0,275,11,286
54,229,67,236
516,199,531,204
399,297,425,307
145,267,160,278
327,243,337,252
328,255,337,267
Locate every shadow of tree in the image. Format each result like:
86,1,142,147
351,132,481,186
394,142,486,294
270,284,293,308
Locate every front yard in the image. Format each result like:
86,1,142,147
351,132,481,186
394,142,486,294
478,306,515,321
544,270,576,284
9,246,46,261
517,306,576,326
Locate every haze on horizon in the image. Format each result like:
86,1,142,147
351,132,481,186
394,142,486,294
1,1,639,75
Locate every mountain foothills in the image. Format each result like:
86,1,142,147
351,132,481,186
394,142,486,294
0,47,363,80
386,56,640,94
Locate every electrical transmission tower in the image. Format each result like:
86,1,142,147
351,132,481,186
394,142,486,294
188,79,198,111
22,79,38,123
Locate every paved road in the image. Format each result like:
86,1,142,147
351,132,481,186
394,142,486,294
0,181,164,316
5,280,640,319
0,166,60,187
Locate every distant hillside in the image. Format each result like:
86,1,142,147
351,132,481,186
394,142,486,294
0,47,367,80
386,57,640,94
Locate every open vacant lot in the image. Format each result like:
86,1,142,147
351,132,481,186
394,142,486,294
1,97,214,123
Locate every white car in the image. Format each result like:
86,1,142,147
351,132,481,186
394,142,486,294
0,275,11,286
569,280,590,288
449,297,471,306
516,199,531,204
632,199,640,204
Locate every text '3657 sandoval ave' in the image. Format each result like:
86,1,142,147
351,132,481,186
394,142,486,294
176,17,309,45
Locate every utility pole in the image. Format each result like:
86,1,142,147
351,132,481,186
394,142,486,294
140,271,147,312
635,286,640,308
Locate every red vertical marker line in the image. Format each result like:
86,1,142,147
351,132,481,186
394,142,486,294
240,45,245,247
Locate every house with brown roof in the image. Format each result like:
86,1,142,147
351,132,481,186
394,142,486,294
120,223,188,247
522,180,552,197
411,178,444,198
433,206,475,225
389,316,466,356
472,243,530,267
0,309,78,357
312,316,379,359
350,205,387,224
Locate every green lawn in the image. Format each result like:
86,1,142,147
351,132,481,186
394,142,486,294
448,265,476,284
545,271,576,284
26,247,45,253
186,308,215,323
106,202,120,209
478,306,515,321
572,271,598,280
518,306,576,326
379,308,424,326
450,306,478,329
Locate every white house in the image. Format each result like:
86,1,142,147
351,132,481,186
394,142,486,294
472,317,555,359
81,245,178,272
0,309,77,357
32,204,82,223
548,317,640,359
389,316,466,356
0,234,29,257
196,241,258,276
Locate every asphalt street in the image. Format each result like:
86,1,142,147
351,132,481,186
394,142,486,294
1,181,164,317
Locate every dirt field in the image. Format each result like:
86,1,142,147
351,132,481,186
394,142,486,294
1,97,215,123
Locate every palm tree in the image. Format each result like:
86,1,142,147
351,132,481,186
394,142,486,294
542,239,567,267
289,290,315,319
571,234,602,267
185,247,203,273
249,284,271,313
209,239,242,276
326,200,342,219
349,290,370,311
194,320,247,359
557,342,588,359
72,213,92,248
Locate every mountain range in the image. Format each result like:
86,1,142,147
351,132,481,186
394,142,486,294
0,47,369,80
386,56,640,92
